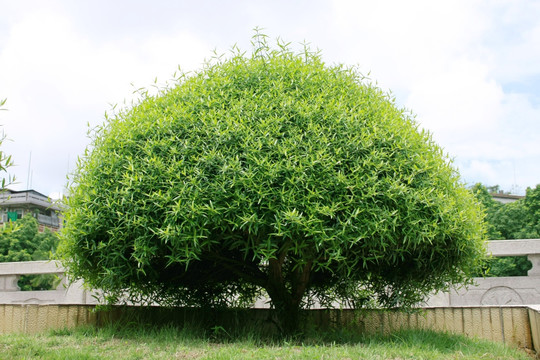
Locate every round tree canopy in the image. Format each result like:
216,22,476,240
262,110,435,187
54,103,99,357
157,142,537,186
59,38,486,314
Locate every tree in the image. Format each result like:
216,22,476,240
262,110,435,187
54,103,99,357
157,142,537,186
470,183,502,240
523,184,540,237
59,35,487,333
0,215,59,261
471,183,537,277
0,215,60,290
0,215,37,262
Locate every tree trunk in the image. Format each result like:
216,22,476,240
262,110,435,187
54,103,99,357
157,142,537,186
274,297,302,335
266,258,312,335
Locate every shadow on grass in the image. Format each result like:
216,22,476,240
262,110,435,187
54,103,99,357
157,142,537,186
55,319,500,355
52,305,526,359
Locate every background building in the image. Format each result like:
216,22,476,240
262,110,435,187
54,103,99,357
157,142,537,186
0,189,63,232
490,191,525,204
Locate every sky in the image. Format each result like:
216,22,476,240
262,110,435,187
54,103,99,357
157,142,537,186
0,0,539,198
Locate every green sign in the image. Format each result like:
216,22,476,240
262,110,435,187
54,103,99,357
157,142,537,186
7,211,18,222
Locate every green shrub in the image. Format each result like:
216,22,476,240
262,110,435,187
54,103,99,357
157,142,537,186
59,34,487,333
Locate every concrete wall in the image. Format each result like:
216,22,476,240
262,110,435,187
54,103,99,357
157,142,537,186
0,305,536,351
320,307,533,350
528,305,540,352
0,305,97,335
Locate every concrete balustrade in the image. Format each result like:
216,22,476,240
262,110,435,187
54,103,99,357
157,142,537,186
424,239,540,307
1,240,540,307
488,239,540,277
0,261,96,305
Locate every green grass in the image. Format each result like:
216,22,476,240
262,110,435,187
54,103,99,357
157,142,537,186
0,325,531,360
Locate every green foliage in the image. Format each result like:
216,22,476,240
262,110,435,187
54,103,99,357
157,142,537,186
0,215,60,290
59,34,486,332
0,216,38,262
470,183,502,240
473,183,540,240
32,227,61,260
524,184,540,237
485,256,531,277
471,183,540,277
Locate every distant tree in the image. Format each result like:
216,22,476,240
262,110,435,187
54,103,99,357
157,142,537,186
523,184,540,237
486,185,502,194
472,183,537,276
59,35,487,333
493,200,537,240
0,215,36,262
471,183,502,240
0,215,60,290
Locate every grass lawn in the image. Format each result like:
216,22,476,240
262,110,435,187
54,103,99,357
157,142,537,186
0,325,532,360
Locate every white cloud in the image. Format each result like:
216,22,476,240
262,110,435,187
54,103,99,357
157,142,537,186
406,58,503,138
481,0,540,82
329,0,540,191
0,7,210,195
1,0,539,195
329,0,498,138
330,0,488,81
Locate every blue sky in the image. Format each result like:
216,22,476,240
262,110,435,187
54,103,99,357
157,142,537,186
1,0,539,197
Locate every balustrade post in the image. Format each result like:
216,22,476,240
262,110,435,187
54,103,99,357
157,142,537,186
0,274,21,291
528,254,540,276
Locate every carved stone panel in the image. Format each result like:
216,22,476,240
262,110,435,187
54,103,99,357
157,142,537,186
480,286,523,305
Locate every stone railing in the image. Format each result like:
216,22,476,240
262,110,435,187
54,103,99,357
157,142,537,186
1,239,540,306
425,238,540,307
0,261,96,305
488,239,540,276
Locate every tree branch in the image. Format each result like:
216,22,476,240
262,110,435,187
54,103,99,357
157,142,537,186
207,251,267,287
292,260,312,305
